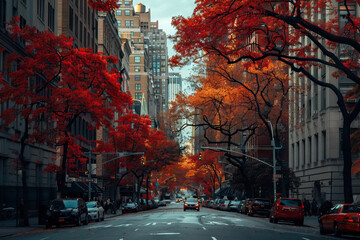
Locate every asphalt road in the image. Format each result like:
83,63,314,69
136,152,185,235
6,203,341,240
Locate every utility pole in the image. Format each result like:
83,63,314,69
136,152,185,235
268,120,277,203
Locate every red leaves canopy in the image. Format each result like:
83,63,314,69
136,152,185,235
88,0,119,11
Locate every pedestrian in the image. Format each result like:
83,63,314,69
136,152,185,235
319,200,333,216
311,199,318,216
303,198,310,216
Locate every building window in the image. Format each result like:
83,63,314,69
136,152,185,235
135,92,142,100
315,134,318,162
308,136,312,164
135,84,141,90
48,3,55,31
124,1,130,5
130,31,134,36
125,10,130,16
37,0,45,21
116,10,121,15
75,14,78,37
69,7,73,31
135,75,140,81
135,66,140,72
322,131,326,161
134,56,140,63
117,20,121,26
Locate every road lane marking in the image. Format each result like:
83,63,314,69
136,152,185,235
212,237,217,240
145,223,151,226
152,222,157,225
40,238,49,240
103,225,112,228
135,228,138,231
115,224,132,227
302,238,311,240
202,227,207,230
150,233,181,236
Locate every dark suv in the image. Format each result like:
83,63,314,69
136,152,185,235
248,198,272,217
45,198,88,228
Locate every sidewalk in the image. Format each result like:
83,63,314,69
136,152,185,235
0,211,122,238
304,216,319,229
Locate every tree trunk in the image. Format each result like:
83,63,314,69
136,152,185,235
342,118,353,203
19,117,30,226
60,141,69,198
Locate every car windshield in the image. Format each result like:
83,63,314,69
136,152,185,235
186,199,198,203
126,203,136,207
50,200,66,210
86,202,97,208
342,205,360,213
280,199,301,207
231,201,240,205
63,200,78,208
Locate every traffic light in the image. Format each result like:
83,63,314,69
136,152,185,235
199,152,202,160
141,156,146,165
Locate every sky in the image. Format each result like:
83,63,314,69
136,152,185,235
132,0,196,82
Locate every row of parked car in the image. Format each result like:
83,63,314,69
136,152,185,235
204,197,360,237
203,198,304,225
45,197,167,228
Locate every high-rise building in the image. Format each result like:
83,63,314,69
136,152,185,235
168,72,182,103
288,2,360,203
0,0,58,213
115,0,150,118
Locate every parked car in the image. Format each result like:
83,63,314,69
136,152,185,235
248,198,271,217
229,200,241,212
122,202,139,213
158,200,167,207
219,200,232,211
184,198,200,211
86,201,104,222
269,198,304,225
45,198,88,228
319,204,360,237
240,199,253,214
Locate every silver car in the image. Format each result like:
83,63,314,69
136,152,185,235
86,201,104,222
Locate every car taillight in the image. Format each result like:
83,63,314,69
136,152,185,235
344,216,354,223
222,204,226,207
195,204,199,207
276,203,280,210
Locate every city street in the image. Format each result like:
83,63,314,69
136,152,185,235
3,203,338,240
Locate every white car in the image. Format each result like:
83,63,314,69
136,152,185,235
86,201,104,222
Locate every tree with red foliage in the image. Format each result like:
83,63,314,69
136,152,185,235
0,18,131,224
189,150,224,198
171,0,360,203
88,0,119,11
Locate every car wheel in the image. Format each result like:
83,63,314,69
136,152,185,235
76,216,81,226
296,219,303,226
334,223,341,237
273,218,278,223
45,222,52,229
197,209,199,211
184,209,186,211
319,222,326,235
248,211,253,217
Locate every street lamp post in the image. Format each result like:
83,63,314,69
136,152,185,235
267,120,277,203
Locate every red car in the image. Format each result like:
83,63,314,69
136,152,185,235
184,198,199,211
269,198,304,225
319,204,360,237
